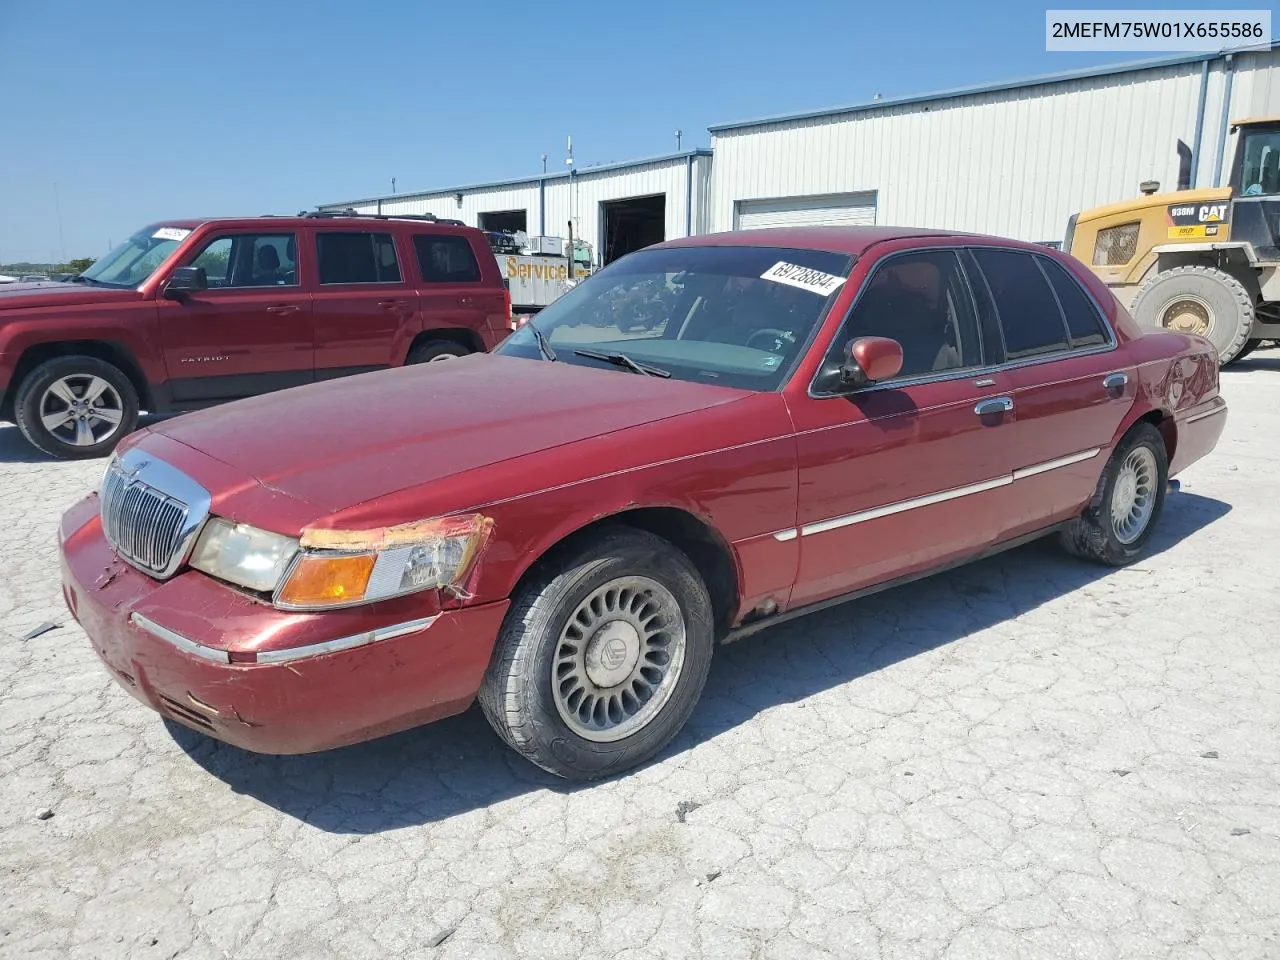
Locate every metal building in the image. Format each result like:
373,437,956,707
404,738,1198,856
319,150,713,267
708,45,1280,244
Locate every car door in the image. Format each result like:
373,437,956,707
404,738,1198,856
412,231,509,350
963,247,1136,532
311,228,417,378
157,230,313,403
787,247,1024,608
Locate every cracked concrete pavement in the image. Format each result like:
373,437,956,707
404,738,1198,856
2,352,1279,959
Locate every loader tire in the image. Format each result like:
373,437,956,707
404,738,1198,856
1128,265,1254,366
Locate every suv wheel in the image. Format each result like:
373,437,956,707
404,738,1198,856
14,356,139,459
407,340,471,364
1059,422,1168,566
478,527,715,780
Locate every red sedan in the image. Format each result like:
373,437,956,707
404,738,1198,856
58,226,1227,780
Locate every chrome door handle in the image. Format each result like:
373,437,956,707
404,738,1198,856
266,304,299,315
377,299,407,308
975,396,1014,416
1103,372,1128,391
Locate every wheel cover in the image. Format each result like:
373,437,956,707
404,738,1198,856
552,575,687,743
1158,294,1213,337
38,375,125,447
1111,446,1158,544
426,352,458,363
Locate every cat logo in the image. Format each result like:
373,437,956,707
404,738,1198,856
1167,201,1231,239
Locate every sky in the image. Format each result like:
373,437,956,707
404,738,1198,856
0,0,1257,262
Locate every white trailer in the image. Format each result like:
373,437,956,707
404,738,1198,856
487,232,593,316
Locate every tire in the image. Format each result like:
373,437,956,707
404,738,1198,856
406,339,471,364
1234,338,1262,362
1128,265,1254,365
1058,422,1168,567
14,356,139,460
477,526,715,781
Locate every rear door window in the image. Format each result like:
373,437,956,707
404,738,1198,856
414,235,481,283
316,232,402,284
1039,256,1110,347
969,248,1069,359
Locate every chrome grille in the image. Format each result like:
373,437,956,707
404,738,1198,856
99,450,212,579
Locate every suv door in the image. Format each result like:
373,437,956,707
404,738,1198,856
963,247,1134,533
412,231,509,351
787,247,1023,608
310,228,416,379
157,231,313,403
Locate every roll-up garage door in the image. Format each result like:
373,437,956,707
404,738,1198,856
735,191,877,230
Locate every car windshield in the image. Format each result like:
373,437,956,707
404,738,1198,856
79,224,193,288
495,244,854,390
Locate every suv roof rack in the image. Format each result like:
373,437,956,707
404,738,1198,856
298,209,466,227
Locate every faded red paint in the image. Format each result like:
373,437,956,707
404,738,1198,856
58,226,1226,755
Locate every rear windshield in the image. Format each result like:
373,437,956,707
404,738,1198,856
495,245,853,391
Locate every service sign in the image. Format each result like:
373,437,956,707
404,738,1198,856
1166,202,1230,239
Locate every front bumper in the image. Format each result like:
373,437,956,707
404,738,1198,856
59,494,509,754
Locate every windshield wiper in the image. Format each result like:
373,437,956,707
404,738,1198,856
573,348,671,378
528,323,557,361
67,275,103,285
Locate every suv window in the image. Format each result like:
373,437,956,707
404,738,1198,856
831,250,981,379
969,248,1068,359
414,235,481,283
188,233,298,288
1039,256,1109,347
316,232,402,284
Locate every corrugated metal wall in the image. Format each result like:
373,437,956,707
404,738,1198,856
334,182,542,229
710,49,1280,243
543,157,697,255
323,155,711,265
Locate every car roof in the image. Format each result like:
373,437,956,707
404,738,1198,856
148,215,476,231
657,225,1042,256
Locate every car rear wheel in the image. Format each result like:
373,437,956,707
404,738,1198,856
477,526,715,780
14,356,139,459
1059,422,1168,566
1128,266,1254,366
406,339,472,364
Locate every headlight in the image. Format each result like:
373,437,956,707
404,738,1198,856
189,518,300,593
274,513,492,611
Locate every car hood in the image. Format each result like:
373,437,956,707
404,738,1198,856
0,282,139,309
146,353,746,515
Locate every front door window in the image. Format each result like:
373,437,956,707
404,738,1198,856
187,234,298,288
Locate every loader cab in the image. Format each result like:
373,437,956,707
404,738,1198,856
1227,119,1280,260
1230,119,1280,198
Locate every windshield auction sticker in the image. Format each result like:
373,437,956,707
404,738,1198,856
760,261,847,296
152,227,192,242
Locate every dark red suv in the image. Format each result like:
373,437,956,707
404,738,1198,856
0,213,511,459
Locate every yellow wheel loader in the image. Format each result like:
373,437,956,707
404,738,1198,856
1066,118,1280,365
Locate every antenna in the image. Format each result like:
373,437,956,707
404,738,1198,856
391,177,397,194
566,135,574,168
675,129,682,150
541,154,548,174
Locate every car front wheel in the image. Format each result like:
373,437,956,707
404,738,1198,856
1059,421,1168,566
478,527,715,780
14,356,139,459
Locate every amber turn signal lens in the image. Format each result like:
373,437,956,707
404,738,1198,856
276,554,376,608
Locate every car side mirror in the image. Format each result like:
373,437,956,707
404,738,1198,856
839,336,904,389
163,266,207,299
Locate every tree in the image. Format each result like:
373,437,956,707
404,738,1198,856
68,257,95,273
